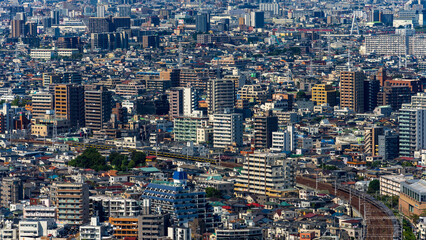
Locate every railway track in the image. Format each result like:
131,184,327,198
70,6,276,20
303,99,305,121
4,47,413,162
296,176,401,240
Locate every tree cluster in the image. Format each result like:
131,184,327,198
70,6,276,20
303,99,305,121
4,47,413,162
109,151,146,172
68,148,109,171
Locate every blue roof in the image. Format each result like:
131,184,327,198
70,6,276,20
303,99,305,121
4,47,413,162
173,171,188,180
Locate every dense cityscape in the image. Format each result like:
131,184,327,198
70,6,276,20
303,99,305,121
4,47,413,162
3,0,426,239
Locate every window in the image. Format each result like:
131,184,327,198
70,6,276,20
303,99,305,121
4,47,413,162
409,204,414,212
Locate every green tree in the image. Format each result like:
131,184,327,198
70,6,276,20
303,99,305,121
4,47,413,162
296,91,307,100
130,151,146,167
205,187,222,198
367,179,380,194
68,148,110,171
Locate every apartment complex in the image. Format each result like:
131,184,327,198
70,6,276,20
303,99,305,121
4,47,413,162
84,87,112,131
311,84,336,106
364,126,383,156
212,112,243,149
1,177,23,207
54,84,85,128
173,115,208,142
235,152,295,197
207,78,235,115
380,175,412,197
398,107,426,157
141,169,213,231
31,92,54,119
51,182,89,225
253,112,278,149
340,71,365,113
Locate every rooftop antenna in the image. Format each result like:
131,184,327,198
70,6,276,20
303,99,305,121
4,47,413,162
347,49,351,71
350,12,360,35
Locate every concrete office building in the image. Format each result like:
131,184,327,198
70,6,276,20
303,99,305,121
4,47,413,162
399,179,426,217
55,84,85,128
85,87,112,131
51,182,90,225
31,92,54,119
235,152,295,197
207,79,235,115
212,112,243,149
340,71,365,113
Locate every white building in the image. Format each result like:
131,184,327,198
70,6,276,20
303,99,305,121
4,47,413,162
79,217,103,240
168,227,191,240
89,196,139,218
235,152,295,197
0,221,17,240
271,126,296,152
23,205,56,219
212,112,243,149
380,175,413,197
18,220,56,240
417,216,426,240
259,3,280,15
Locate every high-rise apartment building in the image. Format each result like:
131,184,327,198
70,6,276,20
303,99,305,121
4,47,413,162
42,73,62,86
196,13,210,33
212,112,243,149
251,11,265,28
88,17,114,33
340,71,365,113
141,169,213,231
253,111,278,149
378,131,399,160
207,79,235,115
85,87,112,131
179,68,218,90
364,126,384,156
234,152,295,197
51,10,59,25
160,69,180,87
1,178,23,207
117,5,131,17
55,84,85,128
399,106,426,157
51,182,89,225
168,87,198,118
31,92,54,119
271,125,296,152
377,84,411,111
11,19,24,38
311,84,337,106
96,5,105,17
364,79,380,112
91,32,129,50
